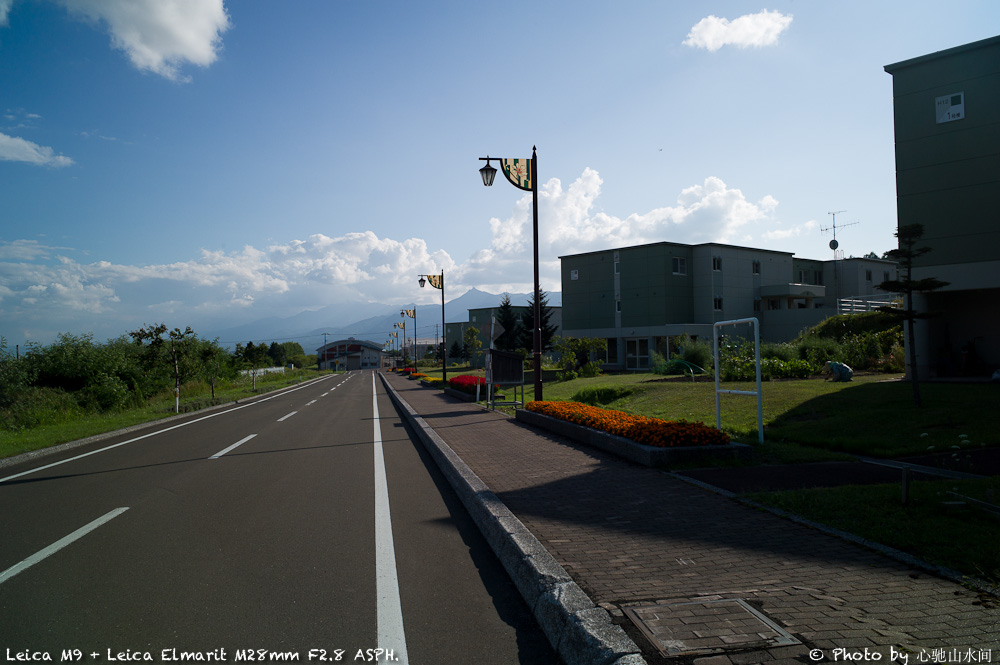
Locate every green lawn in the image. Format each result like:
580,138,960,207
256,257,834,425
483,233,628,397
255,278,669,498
748,476,1000,582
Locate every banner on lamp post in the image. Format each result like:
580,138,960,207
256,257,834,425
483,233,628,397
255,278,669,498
426,274,442,289
500,158,533,191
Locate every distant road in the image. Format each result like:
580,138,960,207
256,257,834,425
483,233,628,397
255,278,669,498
0,370,555,664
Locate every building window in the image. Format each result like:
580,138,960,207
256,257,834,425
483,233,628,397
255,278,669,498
752,259,760,275
712,256,722,271
753,298,761,312
616,300,621,313
672,257,686,275
768,299,780,310
866,269,873,282
815,270,823,285
798,269,807,284
713,297,723,311
570,269,579,280
614,261,620,274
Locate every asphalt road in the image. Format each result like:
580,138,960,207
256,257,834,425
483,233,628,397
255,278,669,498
0,371,556,664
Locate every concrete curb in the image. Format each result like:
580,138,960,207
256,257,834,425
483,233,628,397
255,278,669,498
379,374,647,665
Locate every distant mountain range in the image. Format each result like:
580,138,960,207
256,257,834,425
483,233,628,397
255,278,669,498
206,288,561,351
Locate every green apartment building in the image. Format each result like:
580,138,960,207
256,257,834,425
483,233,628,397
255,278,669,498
560,241,894,370
884,36,1000,378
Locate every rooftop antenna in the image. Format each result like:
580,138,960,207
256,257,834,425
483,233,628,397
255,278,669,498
821,210,859,251
821,211,859,314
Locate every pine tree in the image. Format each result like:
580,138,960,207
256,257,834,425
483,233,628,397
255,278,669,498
495,293,523,352
519,290,557,352
876,223,949,408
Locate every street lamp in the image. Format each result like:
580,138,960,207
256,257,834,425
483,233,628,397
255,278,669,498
418,271,446,383
479,146,542,401
395,320,406,367
401,307,416,367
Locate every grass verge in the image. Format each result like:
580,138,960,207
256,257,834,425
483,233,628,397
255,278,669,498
747,477,1000,584
0,369,334,461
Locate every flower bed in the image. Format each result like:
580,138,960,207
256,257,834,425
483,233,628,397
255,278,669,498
448,375,490,395
518,401,749,467
408,372,428,380
524,401,728,448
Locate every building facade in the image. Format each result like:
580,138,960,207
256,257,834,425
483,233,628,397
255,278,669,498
445,304,563,367
316,338,383,371
560,241,895,370
884,36,1000,378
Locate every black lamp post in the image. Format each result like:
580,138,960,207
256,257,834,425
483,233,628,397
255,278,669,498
418,271,447,383
401,308,416,366
479,146,542,401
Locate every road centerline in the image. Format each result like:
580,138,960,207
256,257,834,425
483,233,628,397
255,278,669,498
277,411,298,422
372,373,408,663
0,507,130,586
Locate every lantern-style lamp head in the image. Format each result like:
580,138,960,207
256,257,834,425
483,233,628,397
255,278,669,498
479,159,497,187
418,276,426,288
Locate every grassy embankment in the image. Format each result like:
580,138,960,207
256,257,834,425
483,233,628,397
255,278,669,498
0,368,335,460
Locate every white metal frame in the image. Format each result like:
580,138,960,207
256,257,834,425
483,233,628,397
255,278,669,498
713,317,764,444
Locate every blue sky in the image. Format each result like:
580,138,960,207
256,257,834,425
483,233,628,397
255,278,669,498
1,1,998,346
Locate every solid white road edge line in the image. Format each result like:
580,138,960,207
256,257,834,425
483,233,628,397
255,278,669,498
372,373,408,664
0,375,337,485
0,507,130,586
209,434,258,459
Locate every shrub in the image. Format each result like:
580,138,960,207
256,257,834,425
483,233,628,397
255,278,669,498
571,386,633,406
796,335,843,367
676,334,713,370
525,401,729,448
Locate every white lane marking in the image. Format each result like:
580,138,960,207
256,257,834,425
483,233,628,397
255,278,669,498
322,393,329,397
0,507,129,586
209,434,257,459
0,375,336,485
306,400,317,406
372,373,408,664
277,411,298,422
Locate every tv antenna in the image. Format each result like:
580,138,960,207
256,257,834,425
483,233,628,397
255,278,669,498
821,210,858,250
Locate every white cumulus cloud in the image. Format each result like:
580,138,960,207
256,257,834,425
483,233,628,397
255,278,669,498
684,9,792,52
56,0,230,81
0,132,73,167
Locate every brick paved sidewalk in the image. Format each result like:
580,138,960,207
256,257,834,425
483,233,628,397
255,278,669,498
384,374,999,665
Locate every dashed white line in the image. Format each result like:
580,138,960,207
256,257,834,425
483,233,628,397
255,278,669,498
306,400,317,406
277,411,298,422
0,507,130,586
209,434,257,459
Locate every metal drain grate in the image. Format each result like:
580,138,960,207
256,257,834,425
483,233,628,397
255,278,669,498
623,598,799,657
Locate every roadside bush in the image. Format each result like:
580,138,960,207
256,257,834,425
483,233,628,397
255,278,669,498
1,387,81,431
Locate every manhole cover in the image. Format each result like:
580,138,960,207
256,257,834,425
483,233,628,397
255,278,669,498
623,598,799,657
